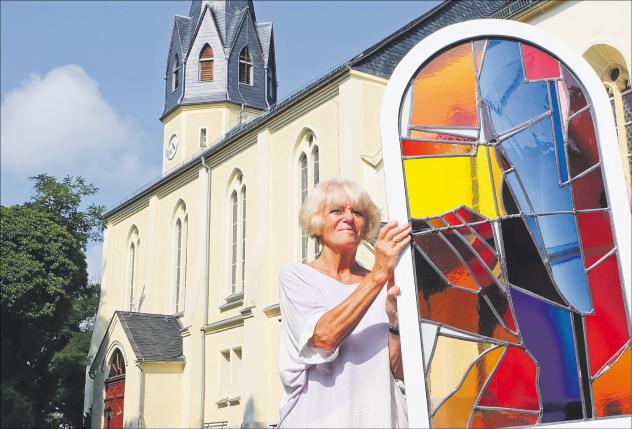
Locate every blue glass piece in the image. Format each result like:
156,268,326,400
499,119,573,213
510,288,583,422
549,81,569,182
479,40,550,135
525,215,545,256
537,214,592,313
504,171,533,213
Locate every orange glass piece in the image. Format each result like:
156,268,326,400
432,346,505,428
593,346,632,417
411,43,478,128
401,139,474,157
419,286,521,344
470,409,539,428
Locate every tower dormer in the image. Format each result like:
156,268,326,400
161,0,277,173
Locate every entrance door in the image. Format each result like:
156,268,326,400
103,349,125,429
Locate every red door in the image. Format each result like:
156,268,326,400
104,378,125,428
104,349,126,429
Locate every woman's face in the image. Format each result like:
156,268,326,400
319,202,366,251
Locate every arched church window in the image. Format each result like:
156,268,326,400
128,243,135,311
172,54,180,92
298,133,319,262
175,219,183,311
108,349,126,378
199,44,214,82
239,47,253,85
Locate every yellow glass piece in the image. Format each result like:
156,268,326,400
404,146,505,219
432,346,506,428
427,335,496,412
411,42,478,128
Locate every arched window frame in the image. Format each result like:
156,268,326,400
126,226,140,311
171,54,180,92
172,202,188,314
227,172,247,298
107,348,126,379
199,43,214,82
296,131,320,263
239,46,253,85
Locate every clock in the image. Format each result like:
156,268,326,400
166,134,178,160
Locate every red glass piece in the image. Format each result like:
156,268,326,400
409,129,477,142
521,44,561,81
561,65,588,116
479,346,540,410
442,230,497,289
471,409,539,429
401,139,474,157
585,254,631,375
567,110,599,178
456,206,486,223
577,212,614,267
572,167,607,210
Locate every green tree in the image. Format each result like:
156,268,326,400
0,175,104,428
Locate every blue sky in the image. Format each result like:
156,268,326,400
1,0,439,279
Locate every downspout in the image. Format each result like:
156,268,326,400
137,362,145,428
603,81,631,206
199,156,212,427
264,64,271,109
178,56,187,104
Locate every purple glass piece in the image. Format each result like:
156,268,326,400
510,288,582,422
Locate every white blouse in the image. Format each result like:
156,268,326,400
277,262,394,428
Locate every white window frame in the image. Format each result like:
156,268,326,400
379,19,632,428
227,172,247,299
200,127,208,147
172,202,188,314
296,132,320,262
126,226,140,311
239,46,253,86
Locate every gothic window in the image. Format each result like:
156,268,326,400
127,226,139,311
199,44,214,81
172,54,180,92
297,132,320,262
173,202,188,313
128,243,136,311
108,349,126,379
239,47,253,85
229,173,247,296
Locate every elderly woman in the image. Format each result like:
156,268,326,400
277,179,412,428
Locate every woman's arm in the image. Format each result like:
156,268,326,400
311,221,412,352
386,279,404,380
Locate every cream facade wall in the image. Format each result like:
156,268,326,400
142,363,185,429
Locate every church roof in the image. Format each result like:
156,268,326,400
108,0,542,218
89,312,184,376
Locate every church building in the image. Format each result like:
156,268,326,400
84,1,631,427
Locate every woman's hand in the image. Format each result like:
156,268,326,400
385,276,399,326
371,220,412,283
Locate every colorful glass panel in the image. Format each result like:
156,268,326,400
390,37,631,428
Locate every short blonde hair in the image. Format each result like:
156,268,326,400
299,179,381,242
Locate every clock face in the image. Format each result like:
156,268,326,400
167,135,178,160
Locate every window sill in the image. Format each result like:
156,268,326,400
219,292,244,311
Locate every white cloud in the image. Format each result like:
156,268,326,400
1,65,154,191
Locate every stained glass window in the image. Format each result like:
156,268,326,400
395,38,631,428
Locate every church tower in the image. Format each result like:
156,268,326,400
160,0,276,172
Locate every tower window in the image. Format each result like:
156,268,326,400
172,54,180,92
199,44,214,81
239,47,253,85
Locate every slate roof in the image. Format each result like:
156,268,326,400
108,0,542,218
256,22,273,64
89,312,183,376
117,312,184,363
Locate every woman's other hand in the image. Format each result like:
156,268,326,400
371,220,412,283
385,276,399,326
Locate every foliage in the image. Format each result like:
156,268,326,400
0,175,104,428
28,173,106,247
